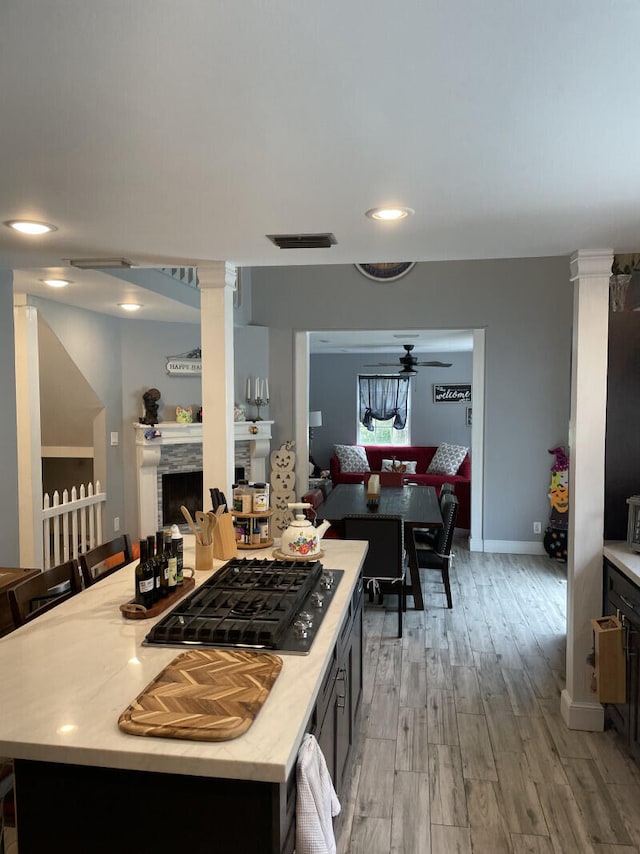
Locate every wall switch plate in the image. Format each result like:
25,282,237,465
114,517,120,531
533,521,542,534
110,432,119,446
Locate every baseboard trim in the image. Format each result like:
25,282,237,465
560,689,604,731
468,537,484,552
482,540,547,555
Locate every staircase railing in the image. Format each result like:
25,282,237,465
158,266,199,289
42,481,107,569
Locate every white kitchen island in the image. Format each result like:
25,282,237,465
0,537,366,853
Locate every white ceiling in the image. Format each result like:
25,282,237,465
309,329,473,355
2,2,638,303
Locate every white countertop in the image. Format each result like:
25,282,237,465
0,537,366,784
603,541,640,587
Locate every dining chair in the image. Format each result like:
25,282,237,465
343,514,406,637
8,559,82,629
415,494,458,608
413,483,456,548
79,534,133,587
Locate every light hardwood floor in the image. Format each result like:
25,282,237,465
334,540,640,854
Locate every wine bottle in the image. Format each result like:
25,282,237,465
171,524,184,585
165,530,177,594
147,534,159,602
157,530,168,598
135,539,155,609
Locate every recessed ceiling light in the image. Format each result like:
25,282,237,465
365,207,414,222
5,219,57,235
119,303,142,312
42,278,71,288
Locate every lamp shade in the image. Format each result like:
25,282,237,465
309,411,323,428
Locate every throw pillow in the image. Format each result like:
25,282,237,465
381,458,417,474
334,444,370,473
427,443,468,476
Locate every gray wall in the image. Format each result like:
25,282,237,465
31,296,126,541
249,257,572,544
0,270,19,564
119,319,201,537
310,351,472,469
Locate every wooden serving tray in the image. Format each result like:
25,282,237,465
118,648,283,741
119,573,195,620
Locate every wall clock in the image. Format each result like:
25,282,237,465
355,262,416,282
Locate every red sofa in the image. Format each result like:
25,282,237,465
329,444,470,529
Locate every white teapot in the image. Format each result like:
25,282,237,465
280,503,331,558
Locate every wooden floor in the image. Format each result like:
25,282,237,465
334,540,640,854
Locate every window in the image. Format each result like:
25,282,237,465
357,375,411,446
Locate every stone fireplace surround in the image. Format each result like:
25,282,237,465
134,421,273,537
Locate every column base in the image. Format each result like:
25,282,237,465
560,688,604,731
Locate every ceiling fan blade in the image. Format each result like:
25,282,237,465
415,361,452,367
363,362,399,367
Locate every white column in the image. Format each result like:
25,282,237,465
13,296,44,568
561,249,612,731
199,263,236,505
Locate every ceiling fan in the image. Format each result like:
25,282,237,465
364,344,452,375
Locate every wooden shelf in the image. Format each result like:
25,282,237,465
231,509,273,519
237,538,274,550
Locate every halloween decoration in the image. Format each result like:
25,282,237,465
270,441,296,534
140,388,161,425
543,445,569,561
176,406,193,423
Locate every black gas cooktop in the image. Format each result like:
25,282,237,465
143,556,343,655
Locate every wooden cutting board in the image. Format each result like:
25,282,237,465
118,648,283,741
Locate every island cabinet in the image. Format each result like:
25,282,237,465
309,575,364,796
12,565,365,854
603,557,640,763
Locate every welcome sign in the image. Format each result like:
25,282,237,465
433,383,471,403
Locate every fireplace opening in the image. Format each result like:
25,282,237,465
162,471,203,526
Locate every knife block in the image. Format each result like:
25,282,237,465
213,513,238,560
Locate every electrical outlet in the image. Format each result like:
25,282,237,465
110,431,119,446
113,516,120,531
533,521,542,534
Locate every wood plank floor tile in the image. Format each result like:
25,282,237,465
563,757,632,845
457,713,498,781
538,698,592,759
396,705,430,772
502,667,542,717
465,618,495,654
510,833,555,853
428,744,468,827
390,770,431,854
400,656,427,708
348,815,392,854
473,651,509,699
606,783,640,845
356,737,397,819
375,640,402,685
494,750,548,836
521,654,561,700
516,714,568,785
483,693,524,754
447,630,475,666
425,647,452,689
367,682,400,740
592,845,639,854
426,688,459,746
490,626,526,669
586,731,640,786
464,778,512,854
423,610,449,650
429,824,472,853
536,781,597,854
452,665,483,715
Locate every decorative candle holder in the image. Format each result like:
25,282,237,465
246,394,269,421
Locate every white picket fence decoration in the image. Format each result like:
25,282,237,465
42,481,107,569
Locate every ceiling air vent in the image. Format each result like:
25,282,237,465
266,233,337,250
67,258,133,269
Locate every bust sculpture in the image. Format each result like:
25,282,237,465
140,388,161,425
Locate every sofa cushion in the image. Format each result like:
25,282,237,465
381,458,417,474
427,443,469,476
334,444,370,473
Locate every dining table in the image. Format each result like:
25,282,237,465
315,483,443,610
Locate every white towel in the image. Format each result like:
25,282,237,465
296,733,341,854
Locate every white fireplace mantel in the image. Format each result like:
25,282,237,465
133,421,273,536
